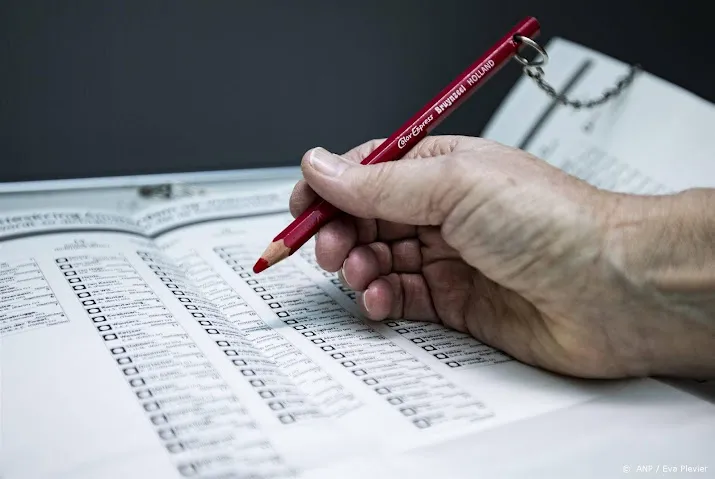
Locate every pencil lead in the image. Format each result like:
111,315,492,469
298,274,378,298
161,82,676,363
253,258,269,274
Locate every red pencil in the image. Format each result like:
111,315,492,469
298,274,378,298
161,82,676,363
253,16,541,274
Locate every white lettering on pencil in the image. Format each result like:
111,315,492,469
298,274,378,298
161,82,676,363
434,85,467,115
466,59,495,87
397,114,434,149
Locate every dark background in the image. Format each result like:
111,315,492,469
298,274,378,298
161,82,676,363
0,1,710,183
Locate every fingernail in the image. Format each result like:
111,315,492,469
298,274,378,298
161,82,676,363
309,148,349,177
338,259,353,289
357,291,370,313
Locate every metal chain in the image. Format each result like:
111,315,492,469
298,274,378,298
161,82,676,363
513,34,641,110
522,64,641,109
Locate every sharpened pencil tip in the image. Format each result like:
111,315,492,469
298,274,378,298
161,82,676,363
253,258,269,274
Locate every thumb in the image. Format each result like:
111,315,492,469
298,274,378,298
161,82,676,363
301,147,471,225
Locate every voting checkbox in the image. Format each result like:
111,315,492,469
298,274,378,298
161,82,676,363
72,284,86,290
158,428,176,440
149,264,161,271
59,264,72,270
129,378,145,387
76,292,91,298
92,316,107,323
68,278,81,283
117,357,132,365
411,338,425,344
246,279,258,285
249,379,265,387
82,299,96,306
388,397,402,405
191,312,205,318
260,294,274,300
269,401,284,410
166,443,184,454
395,328,408,334
414,419,431,428
103,334,118,341
224,350,238,356
136,389,153,399
259,390,274,398
422,345,436,351
150,414,168,425
206,329,219,334
352,369,367,376
123,367,139,376
277,312,290,318
341,361,356,368
400,408,416,416
278,414,295,424
302,331,315,337
446,361,461,368
216,341,230,347
110,347,126,354
198,320,212,326
293,325,306,330
375,387,390,395
63,271,77,276
184,304,198,310
179,298,191,303
172,290,185,296
232,265,244,272
268,302,281,309
434,353,448,359
55,258,68,263
239,272,251,278
363,378,378,386
320,345,335,351
160,277,172,283
241,369,256,376
144,402,160,412
97,324,112,332
166,283,179,289
347,293,356,299
310,338,324,344
331,278,341,285
283,320,297,326
87,307,101,314
232,359,247,366
331,353,345,360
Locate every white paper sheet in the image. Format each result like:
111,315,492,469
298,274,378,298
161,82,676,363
5,186,711,479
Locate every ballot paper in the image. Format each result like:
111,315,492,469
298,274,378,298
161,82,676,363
2,37,715,479
1,190,634,479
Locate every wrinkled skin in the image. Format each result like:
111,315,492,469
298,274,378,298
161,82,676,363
289,136,715,379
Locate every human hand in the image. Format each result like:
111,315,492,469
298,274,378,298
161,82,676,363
289,136,715,379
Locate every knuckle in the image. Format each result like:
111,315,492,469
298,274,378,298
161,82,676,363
425,157,473,224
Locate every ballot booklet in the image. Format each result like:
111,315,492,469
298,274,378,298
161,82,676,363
3,37,715,479
1,190,633,479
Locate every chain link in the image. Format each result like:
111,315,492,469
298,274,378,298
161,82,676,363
513,35,641,110
522,63,641,110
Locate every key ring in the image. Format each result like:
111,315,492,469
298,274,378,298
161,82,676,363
513,34,549,68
